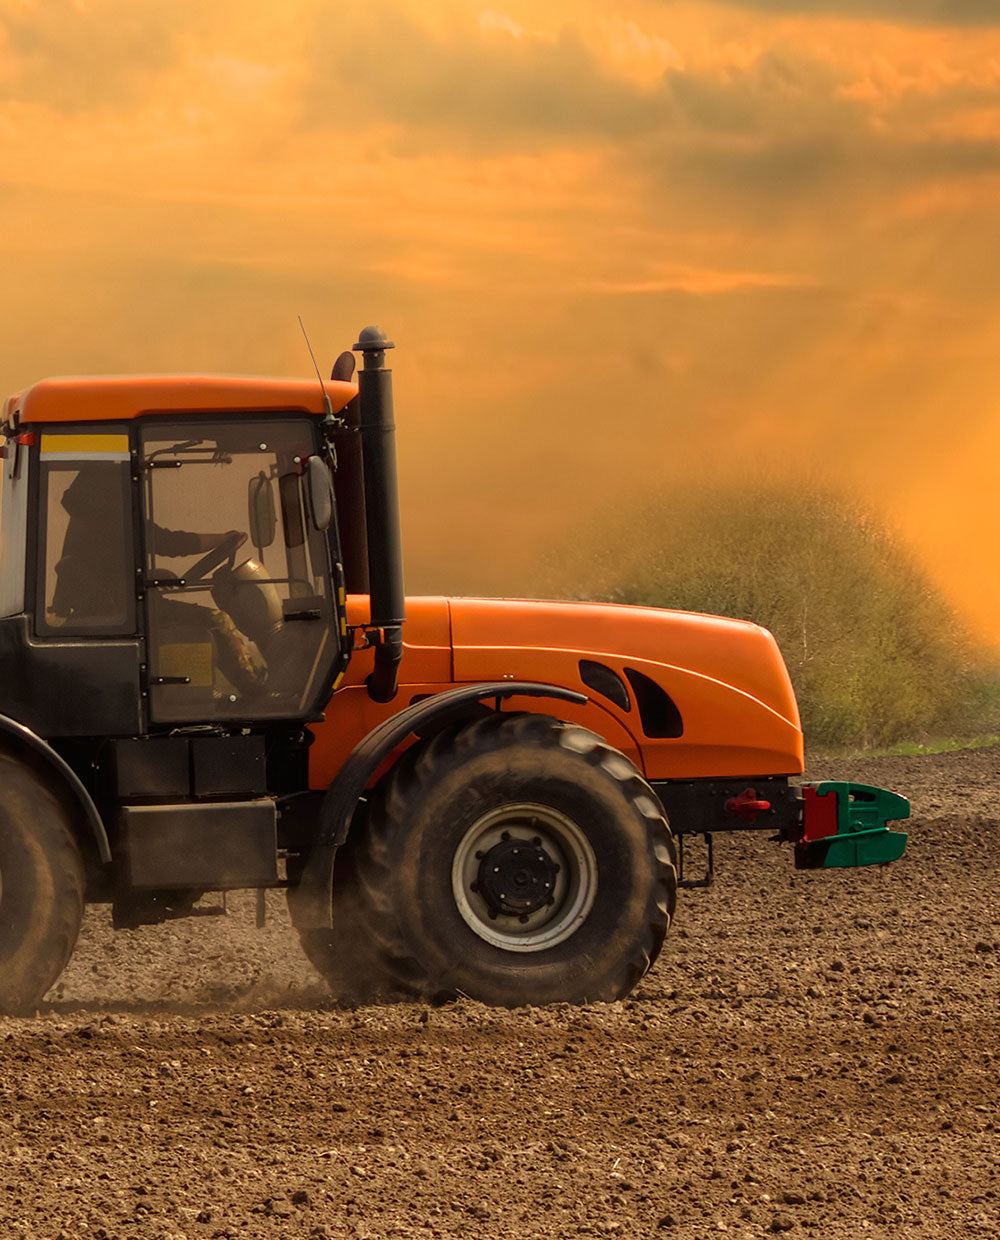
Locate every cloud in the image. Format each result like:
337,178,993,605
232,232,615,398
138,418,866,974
687,0,1000,26
0,0,200,111
299,5,663,148
610,44,1000,229
296,7,1000,229
584,263,810,294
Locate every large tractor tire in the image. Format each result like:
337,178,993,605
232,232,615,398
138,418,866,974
0,752,85,1014
296,841,413,1006
351,713,677,1007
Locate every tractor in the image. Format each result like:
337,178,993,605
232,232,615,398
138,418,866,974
0,326,908,1013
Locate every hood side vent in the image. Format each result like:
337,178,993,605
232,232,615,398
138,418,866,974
579,660,630,712
624,668,683,738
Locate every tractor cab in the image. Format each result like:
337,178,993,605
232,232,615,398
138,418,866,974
0,378,355,737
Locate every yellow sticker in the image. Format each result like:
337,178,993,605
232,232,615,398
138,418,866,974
41,433,129,460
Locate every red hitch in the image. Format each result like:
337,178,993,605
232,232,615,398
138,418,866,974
725,787,772,823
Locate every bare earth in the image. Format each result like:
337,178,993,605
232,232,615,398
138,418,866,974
2,748,998,1240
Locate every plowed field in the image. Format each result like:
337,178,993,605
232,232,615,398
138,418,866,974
2,748,998,1239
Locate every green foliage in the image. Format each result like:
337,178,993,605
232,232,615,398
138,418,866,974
872,734,1000,759
545,482,993,750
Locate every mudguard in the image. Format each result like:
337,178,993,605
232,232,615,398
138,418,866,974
289,680,587,930
0,713,111,863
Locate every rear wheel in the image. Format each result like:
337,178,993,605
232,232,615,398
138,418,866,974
353,713,677,1007
0,753,85,1014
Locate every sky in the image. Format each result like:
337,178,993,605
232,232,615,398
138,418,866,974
2,0,1000,643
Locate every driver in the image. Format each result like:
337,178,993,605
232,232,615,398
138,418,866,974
51,471,244,619
50,468,131,625
146,527,267,692
52,467,265,691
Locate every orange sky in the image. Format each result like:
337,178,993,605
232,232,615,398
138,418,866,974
2,1,1000,642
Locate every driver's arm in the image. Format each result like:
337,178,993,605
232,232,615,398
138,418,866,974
151,525,245,557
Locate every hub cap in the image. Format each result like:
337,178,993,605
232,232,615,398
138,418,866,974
451,803,598,953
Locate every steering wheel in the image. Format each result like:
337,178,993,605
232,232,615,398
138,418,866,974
185,532,246,584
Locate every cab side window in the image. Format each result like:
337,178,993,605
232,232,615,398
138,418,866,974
37,435,135,636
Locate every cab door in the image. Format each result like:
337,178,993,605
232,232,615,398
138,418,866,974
11,425,144,737
139,417,340,725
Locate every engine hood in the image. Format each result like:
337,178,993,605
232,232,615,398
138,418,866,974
449,598,799,725
447,597,803,778
339,594,804,779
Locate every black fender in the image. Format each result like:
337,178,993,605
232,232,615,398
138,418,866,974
289,681,587,930
0,714,111,864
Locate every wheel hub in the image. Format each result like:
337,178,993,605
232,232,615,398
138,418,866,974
451,803,599,953
476,837,559,917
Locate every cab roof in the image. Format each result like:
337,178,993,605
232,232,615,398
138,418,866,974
4,375,359,426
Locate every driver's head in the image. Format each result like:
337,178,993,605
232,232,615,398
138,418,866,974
61,463,123,518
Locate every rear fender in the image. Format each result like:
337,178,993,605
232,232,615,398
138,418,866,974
289,680,586,930
0,714,111,866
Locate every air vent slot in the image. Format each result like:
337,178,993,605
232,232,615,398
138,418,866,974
579,660,630,712
624,668,683,738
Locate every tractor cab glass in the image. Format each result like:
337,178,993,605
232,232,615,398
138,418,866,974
36,431,135,636
139,419,338,724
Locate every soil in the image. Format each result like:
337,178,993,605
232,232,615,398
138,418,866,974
2,748,998,1240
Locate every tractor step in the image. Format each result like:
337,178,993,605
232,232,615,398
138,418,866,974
796,782,909,869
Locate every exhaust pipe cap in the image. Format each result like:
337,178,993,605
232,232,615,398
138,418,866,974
353,325,395,353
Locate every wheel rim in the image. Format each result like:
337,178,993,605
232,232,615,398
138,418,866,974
451,803,598,953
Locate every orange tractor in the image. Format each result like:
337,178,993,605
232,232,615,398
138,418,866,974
0,326,908,1012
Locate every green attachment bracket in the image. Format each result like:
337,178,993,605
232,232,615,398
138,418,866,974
797,782,909,869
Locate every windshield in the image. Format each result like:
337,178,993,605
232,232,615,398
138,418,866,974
140,418,339,724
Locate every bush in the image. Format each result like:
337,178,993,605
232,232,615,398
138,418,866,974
544,482,990,750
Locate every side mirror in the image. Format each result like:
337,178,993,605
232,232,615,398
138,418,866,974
248,471,277,549
307,455,334,531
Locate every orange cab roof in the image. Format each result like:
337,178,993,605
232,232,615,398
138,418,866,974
6,375,359,425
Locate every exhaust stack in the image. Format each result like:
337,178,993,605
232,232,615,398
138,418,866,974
354,326,405,702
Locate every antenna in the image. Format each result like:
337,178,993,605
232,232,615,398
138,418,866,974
298,315,334,419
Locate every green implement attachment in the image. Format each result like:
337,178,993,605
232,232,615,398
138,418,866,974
796,782,909,870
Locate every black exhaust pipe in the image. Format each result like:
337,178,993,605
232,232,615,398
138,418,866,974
354,326,405,702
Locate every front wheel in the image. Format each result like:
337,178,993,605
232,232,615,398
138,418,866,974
353,713,677,1007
